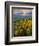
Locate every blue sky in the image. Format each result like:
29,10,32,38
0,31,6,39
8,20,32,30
13,11,32,16
13,9,32,16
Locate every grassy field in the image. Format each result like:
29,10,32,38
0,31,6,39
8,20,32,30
12,16,32,37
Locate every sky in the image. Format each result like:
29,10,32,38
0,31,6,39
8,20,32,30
13,9,32,16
